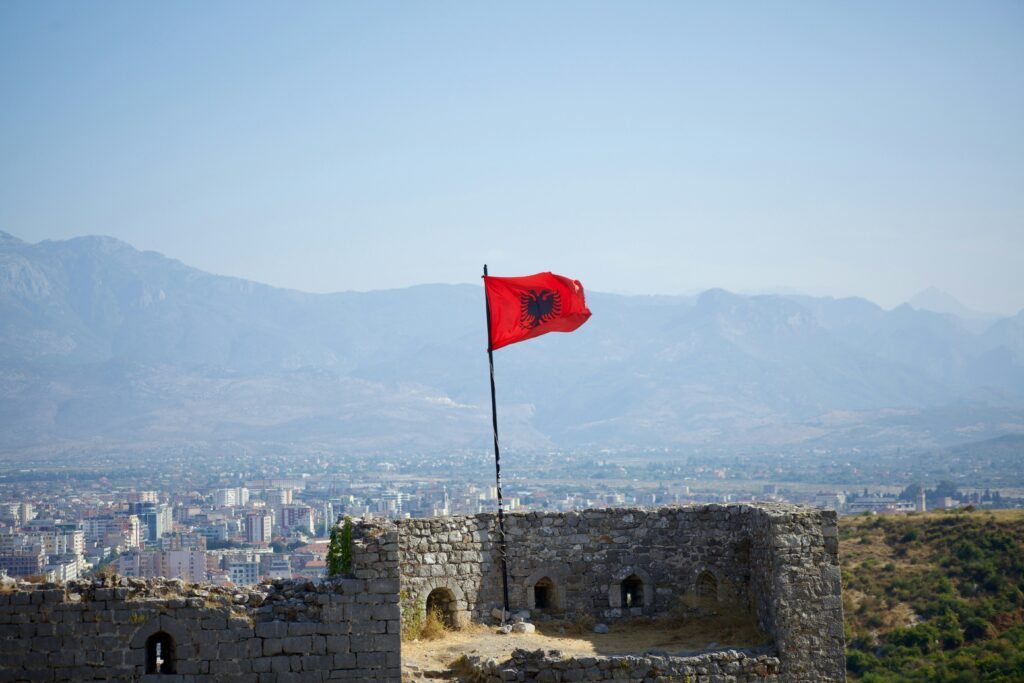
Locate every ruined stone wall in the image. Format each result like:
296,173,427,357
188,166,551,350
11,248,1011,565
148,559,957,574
396,504,844,683
0,521,401,683
398,506,768,622
748,506,845,682
0,506,843,683
464,647,782,683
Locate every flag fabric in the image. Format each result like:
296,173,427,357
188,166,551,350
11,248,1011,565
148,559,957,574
484,271,592,350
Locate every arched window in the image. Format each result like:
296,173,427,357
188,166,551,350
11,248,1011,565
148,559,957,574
534,576,555,610
425,587,457,629
696,571,718,601
621,574,644,608
145,631,176,674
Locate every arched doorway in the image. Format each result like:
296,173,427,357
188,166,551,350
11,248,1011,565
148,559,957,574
425,587,458,629
696,570,718,602
621,574,644,608
145,631,175,674
533,576,556,610
608,567,654,615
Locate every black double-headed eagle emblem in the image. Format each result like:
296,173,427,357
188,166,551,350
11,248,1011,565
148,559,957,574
519,289,561,329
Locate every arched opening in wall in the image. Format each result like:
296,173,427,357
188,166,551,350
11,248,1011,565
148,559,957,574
621,574,644,608
425,587,457,629
534,576,556,610
145,631,176,674
696,571,718,602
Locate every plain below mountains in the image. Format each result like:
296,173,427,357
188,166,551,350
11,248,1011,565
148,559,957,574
1,230,1022,455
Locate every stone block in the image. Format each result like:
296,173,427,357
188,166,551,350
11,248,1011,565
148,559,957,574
370,604,400,621
263,638,284,656
333,652,358,669
355,651,385,668
300,655,334,672
281,635,312,654
209,659,244,675
256,621,289,639
201,615,228,630
325,635,350,653
367,579,399,595
287,622,320,636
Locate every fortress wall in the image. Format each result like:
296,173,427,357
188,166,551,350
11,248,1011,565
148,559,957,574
750,506,845,682
397,504,845,683
0,521,402,683
0,507,843,683
397,506,766,623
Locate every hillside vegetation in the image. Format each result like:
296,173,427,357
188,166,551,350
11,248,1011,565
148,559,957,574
840,509,1024,681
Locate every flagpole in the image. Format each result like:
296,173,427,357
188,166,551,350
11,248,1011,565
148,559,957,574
483,264,511,622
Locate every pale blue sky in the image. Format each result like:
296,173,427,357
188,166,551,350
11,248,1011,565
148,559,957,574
1,1,1022,313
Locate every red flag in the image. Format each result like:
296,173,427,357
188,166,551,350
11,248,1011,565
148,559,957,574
484,272,592,350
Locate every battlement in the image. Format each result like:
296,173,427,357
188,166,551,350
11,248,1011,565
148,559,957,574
0,504,844,682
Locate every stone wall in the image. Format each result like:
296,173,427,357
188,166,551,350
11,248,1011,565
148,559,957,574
463,648,782,683
396,507,758,623
0,505,843,683
748,506,845,682
0,521,401,683
396,504,844,683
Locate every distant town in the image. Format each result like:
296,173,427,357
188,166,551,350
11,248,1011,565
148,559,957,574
2,445,1022,586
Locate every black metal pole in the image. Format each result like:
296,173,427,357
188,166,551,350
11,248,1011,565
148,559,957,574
482,264,511,621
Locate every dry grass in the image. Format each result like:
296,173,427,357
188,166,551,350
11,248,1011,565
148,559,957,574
420,606,449,641
402,607,770,677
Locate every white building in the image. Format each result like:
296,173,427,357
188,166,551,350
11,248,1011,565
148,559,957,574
214,487,250,508
813,492,847,512
118,550,160,578
44,554,83,582
83,515,142,550
163,549,208,583
227,559,260,586
117,548,207,583
261,554,291,580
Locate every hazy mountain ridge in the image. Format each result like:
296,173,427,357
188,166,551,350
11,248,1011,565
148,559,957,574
1,231,1022,454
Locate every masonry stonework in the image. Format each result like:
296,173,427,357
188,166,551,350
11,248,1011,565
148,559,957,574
0,504,844,683
396,504,844,682
0,522,400,683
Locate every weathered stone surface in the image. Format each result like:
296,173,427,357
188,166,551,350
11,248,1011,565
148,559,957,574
463,649,784,683
0,521,399,682
0,504,843,683
394,504,844,682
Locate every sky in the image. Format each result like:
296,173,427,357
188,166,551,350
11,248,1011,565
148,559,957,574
1,2,1022,314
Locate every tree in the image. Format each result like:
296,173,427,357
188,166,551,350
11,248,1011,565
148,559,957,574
326,516,353,577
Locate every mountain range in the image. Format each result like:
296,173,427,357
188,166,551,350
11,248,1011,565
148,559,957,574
1,230,1022,456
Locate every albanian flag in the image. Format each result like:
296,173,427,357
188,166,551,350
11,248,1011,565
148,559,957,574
484,272,592,350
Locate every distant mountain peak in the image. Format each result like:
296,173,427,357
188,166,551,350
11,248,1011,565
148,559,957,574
908,287,997,322
0,230,25,245
62,234,137,252
696,287,740,306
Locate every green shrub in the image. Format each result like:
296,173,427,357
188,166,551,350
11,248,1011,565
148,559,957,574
326,515,353,577
400,590,425,641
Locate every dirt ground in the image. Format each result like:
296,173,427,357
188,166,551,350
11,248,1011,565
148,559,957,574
402,615,771,677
